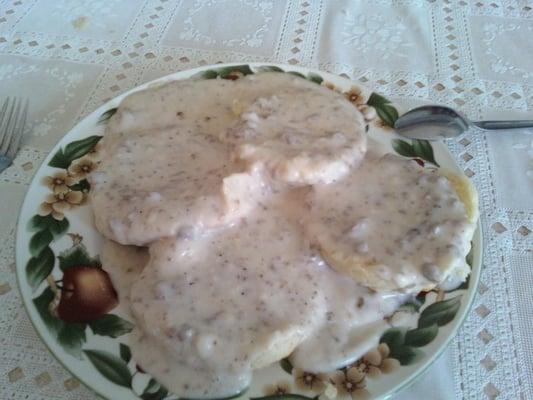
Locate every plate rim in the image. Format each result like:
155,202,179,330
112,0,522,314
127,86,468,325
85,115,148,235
15,61,483,400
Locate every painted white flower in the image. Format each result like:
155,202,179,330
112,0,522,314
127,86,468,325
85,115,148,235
319,382,338,400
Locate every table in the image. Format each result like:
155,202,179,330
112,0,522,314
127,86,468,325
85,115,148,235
0,1,531,399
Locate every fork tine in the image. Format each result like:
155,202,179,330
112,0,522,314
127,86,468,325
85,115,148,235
6,99,29,159
0,98,20,154
0,98,10,151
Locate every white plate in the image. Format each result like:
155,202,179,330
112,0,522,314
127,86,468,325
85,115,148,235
16,63,482,400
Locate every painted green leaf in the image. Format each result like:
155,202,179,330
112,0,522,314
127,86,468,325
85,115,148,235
398,298,423,313
69,179,91,193
452,243,474,291
404,324,439,347
84,349,132,388
33,287,64,335
28,214,55,232
306,73,323,85
287,71,306,79
412,139,439,167
98,107,118,124
280,357,293,375
380,327,424,365
455,274,470,291
251,395,316,400
418,295,462,328
379,328,423,365
256,65,284,73
466,243,474,267
141,378,169,400
48,217,70,239
48,148,70,169
48,135,102,169
89,314,134,338
285,70,324,84
26,246,55,290
391,139,417,158
195,69,219,79
58,323,87,359
63,135,102,162
119,343,131,363
380,327,406,350
391,345,423,365
218,64,254,78
391,138,439,167
29,229,54,257
367,92,399,127
195,64,255,80
58,244,101,271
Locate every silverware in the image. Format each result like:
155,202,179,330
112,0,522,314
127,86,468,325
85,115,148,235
0,97,29,173
394,105,533,140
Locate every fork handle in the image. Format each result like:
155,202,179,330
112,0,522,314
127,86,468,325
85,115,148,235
0,155,12,173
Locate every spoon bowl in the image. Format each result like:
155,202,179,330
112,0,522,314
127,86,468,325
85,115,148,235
394,105,533,140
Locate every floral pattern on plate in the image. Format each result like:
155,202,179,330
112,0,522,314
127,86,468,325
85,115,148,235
17,63,480,400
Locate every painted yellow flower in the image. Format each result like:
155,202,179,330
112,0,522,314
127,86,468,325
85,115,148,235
319,382,338,400
375,118,393,131
293,368,328,393
344,86,366,105
329,367,370,399
67,233,83,246
356,104,377,122
42,171,76,194
376,343,401,373
354,349,382,378
324,81,342,93
263,380,291,396
38,191,84,220
68,157,97,179
351,343,400,379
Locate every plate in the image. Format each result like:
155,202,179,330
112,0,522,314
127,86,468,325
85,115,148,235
15,63,482,400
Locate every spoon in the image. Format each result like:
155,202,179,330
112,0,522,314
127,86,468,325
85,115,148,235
394,105,533,140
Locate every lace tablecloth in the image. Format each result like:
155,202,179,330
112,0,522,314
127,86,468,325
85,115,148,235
0,1,531,399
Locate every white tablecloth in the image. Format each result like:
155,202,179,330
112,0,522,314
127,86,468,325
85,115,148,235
0,1,531,399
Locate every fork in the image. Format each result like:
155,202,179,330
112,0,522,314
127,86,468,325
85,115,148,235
0,97,29,173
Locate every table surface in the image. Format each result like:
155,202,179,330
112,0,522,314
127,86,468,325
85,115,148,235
0,1,532,399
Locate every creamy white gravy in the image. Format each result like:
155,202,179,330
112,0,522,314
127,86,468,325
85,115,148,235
102,190,403,397
308,153,475,292
225,80,366,185
93,73,475,398
90,124,266,246
90,73,365,245
101,241,148,305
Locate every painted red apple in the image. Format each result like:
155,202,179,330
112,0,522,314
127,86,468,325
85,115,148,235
412,158,425,167
223,71,244,80
57,266,118,323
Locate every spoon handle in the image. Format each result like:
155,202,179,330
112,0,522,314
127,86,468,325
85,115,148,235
473,120,533,130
